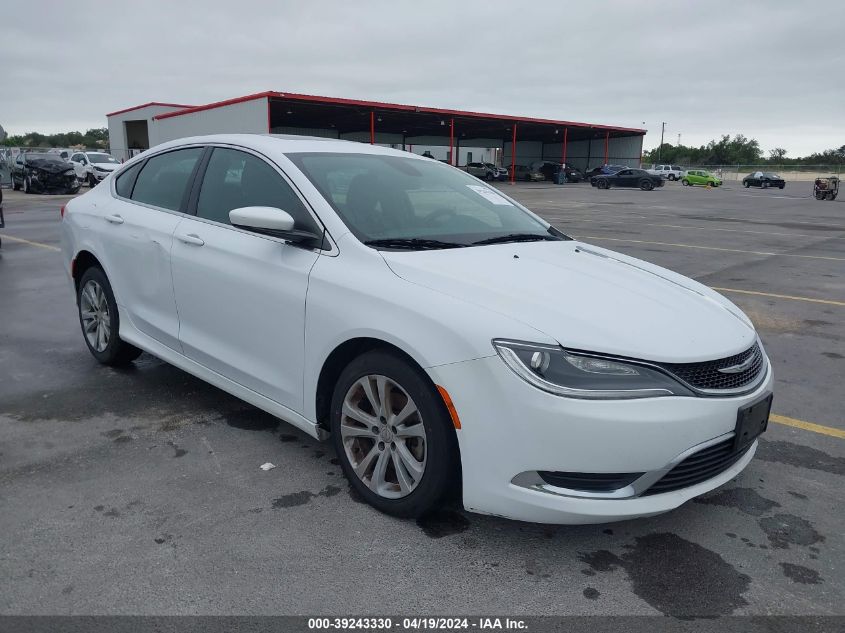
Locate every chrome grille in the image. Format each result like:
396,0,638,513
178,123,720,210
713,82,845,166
658,342,764,392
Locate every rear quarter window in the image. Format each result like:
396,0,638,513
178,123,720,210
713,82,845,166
130,148,203,211
115,162,143,198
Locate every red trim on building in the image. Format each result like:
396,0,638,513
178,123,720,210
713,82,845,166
154,92,273,120
146,89,645,134
106,102,195,117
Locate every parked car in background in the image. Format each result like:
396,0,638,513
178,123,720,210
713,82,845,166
587,164,628,184
60,134,773,524
592,168,664,191
11,152,80,194
48,148,76,161
485,163,508,181
533,162,583,183
647,164,684,181
742,172,785,189
69,151,121,187
562,164,585,183
466,162,506,181
512,165,545,181
682,170,722,187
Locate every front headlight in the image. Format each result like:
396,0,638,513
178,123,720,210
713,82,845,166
492,339,693,399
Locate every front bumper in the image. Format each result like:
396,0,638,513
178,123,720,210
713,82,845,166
428,354,773,524
91,169,114,182
30,172,79,193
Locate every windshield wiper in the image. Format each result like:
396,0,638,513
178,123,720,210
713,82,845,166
471,233,559,246
364,238,467,250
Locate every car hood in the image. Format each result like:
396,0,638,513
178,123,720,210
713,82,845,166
92,163,120,171
380,240,756,363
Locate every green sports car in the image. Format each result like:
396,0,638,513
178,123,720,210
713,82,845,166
681,170,722,187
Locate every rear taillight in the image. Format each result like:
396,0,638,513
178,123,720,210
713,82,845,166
60,205,66,218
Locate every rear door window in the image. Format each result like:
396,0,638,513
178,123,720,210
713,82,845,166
131,148,203,211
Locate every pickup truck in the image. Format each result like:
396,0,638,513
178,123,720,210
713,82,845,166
646,164,684,181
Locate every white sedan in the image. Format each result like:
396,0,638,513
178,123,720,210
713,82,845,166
60,134,773,524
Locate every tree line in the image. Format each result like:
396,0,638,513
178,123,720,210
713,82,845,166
643,134,845,166
1,128,110,150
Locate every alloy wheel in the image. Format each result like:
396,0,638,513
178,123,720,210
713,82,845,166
80,280,111,352
340,374,427,499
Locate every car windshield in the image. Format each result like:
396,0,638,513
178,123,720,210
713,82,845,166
287,152,568,247
87,153,119,164
763,173,780,178
26,153,61,163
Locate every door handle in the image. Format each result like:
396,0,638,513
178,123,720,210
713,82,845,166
177,233,205,246
104,214,124,224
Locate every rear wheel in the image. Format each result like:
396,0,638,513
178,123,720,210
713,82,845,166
77,267,143,366
330,350,459,518
667,174,676,181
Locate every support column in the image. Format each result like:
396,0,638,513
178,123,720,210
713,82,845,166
370,111,375,145
449,119,454,165
604,131,609,165
562,128,568,165
510,124,517,184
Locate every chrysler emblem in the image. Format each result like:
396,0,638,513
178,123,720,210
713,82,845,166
718,356,755,374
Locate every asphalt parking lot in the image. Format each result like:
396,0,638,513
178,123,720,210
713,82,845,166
0,180,843,617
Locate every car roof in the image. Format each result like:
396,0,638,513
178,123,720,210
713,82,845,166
150,133,431,161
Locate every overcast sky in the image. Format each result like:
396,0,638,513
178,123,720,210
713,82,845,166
2,1,843,156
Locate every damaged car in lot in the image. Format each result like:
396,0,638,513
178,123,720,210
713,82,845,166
60,134,773,524
12,152,81,194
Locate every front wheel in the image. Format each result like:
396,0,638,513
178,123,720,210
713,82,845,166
744,181,750,188
596,179,609,189
762,181,769,189
779,184,784,189
639,179,654,191
681,179,689,186
667,174,676,181
77,267,143,365
330,350,459,518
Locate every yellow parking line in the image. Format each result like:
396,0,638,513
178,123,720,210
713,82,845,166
1,234,61,252
770,414,845,439
712,287,845,307
575,235,845,262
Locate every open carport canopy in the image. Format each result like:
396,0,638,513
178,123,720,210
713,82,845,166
264,91,644,150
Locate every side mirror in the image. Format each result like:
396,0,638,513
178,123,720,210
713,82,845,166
229,206,321,245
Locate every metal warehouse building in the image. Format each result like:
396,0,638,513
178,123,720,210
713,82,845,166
107,91,645,180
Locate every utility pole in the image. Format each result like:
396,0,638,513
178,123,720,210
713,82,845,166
658,122,666,163
677,133,681,146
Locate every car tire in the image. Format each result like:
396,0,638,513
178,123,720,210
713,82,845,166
596,179,609,189
639,179,654,191
667,174,676,181
762,181,769,189
77,267,143,366
681,179,689,186
744,181,750,188
779,184,784,189
330,349,459,519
